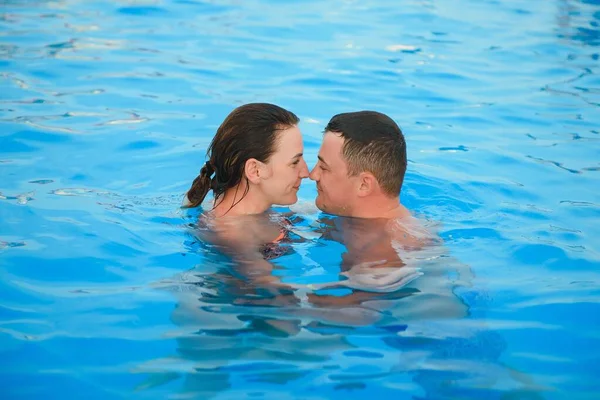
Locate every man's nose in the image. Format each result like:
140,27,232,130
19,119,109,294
309,165,319,181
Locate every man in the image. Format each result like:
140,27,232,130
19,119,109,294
309,111,429,269
304,111,471,314
302,112,415,301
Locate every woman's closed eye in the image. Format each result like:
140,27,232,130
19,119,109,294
290,152,304,167
291,156,305,166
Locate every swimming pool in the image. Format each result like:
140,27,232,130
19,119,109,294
1,0,599,398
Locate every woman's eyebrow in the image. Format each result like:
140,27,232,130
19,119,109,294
290,152,303,159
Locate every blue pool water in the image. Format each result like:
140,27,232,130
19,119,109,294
1,0,599,398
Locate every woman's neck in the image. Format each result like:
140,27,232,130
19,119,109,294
211,184,270,217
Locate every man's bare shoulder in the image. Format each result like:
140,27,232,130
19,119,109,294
385,215,440,250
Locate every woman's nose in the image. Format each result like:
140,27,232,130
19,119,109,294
299,159,309,178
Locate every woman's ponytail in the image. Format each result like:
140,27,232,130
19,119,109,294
184,161,214,208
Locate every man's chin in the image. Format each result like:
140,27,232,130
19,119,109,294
314,197,326,212
315,200,341,216
315,198,350,217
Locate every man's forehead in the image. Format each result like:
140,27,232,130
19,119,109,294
317,132,345,169
321,131,344,153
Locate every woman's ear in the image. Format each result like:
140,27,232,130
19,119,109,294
244,158,262,184
357,172,377,197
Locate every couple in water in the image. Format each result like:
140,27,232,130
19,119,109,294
153,107,484,397
183,103,433,293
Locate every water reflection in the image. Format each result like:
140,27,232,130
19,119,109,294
552,0,600,108
557,0,600,47
140,209,521,398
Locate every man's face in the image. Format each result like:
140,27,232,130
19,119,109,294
309,132,358,216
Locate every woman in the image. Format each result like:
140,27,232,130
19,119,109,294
183,103,309,284
184,102,308,217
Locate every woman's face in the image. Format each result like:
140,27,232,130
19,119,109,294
261,125,309,205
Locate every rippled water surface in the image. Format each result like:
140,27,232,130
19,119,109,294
1,0,599,399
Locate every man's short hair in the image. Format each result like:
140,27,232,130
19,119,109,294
325,111,407,196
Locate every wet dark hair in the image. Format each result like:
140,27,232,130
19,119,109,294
324,111,407,196
185,103,299,208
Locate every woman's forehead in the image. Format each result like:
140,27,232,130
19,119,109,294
274,125,303,155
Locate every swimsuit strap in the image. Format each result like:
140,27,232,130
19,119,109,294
271,229,287,244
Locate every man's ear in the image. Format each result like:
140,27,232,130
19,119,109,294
357,172,378,197
244,158,262,184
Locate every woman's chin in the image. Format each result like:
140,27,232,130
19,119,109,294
274,193,298,206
